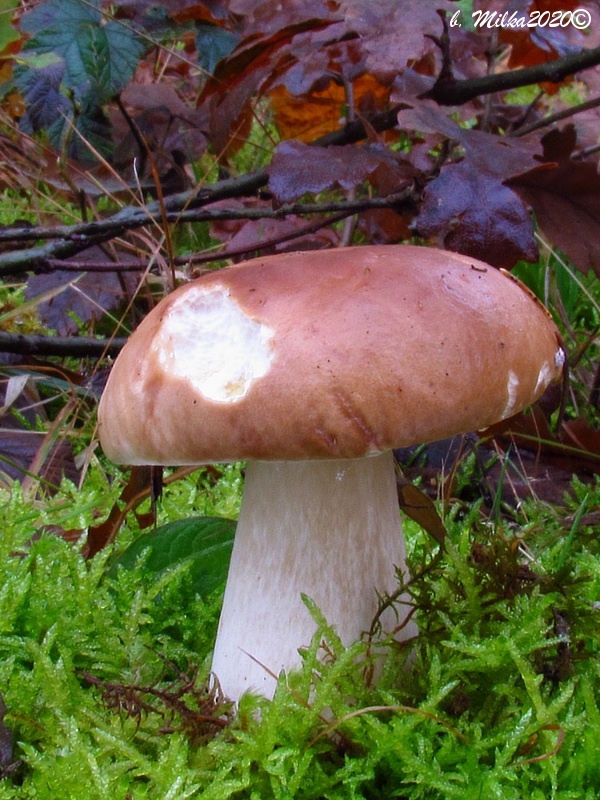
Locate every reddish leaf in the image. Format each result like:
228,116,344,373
539,124,577,162
341,0,456,82
417,160,537,267
25,247,143,336
357,160,416,243
85,465,158,558
397,103,541,266
398,102,541,177
230,0,341,37
166,0,232,24
508,159,600,276
499,0,593,68
209,198,340,255
268,140,410,204
358,207,413,245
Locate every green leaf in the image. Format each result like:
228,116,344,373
101,20,145,95
15,55,70,131
19,0,99,35
19,1,143,100
114,516,236,598
195,23,239,76
14,0,144,159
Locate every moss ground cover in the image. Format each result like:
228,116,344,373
0,463,599,799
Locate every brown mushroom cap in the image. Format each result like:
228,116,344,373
98,245,564,465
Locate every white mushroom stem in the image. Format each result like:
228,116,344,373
211,450,417,701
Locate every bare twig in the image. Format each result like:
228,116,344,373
0,190,417,276
0,331,126,357
425,45,600,105
510,94,600,137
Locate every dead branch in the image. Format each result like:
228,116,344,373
0,332,126,357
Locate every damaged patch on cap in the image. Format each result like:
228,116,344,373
502,370,520,419
156,285,274,402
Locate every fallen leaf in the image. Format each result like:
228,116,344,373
508,159,600,277
25,247,143,336
398,102,543,266
397,476,447,547
268,140,409,204
269,73,390,143
417,159,537,267
84,465,158,558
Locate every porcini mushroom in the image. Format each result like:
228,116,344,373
97,245,564,701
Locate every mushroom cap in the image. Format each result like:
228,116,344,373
98,245,564,465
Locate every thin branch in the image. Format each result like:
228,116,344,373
0,331,126,357
510,94,600,137
183,210,354,266
0,190,416,276
424,45,600,105
47,259,146,272
175,192,416,224
46,211,354,272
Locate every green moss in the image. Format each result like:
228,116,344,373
0,470,599,798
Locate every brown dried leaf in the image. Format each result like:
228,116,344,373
398,102,542,266
268,140,408,204
397,477,447,547
508,159,600,277
85,465,158,558
25,247,143,336
561,417,600,459
269,73,390,143
417,160,537,267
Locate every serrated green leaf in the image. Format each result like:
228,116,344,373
19,0,99,35
115,516,236,598
17,51,64,71
14,0,144,160
21,13,143,101
102,20,145,94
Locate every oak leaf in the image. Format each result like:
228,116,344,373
268,140,409,204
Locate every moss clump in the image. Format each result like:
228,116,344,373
0,472,599,798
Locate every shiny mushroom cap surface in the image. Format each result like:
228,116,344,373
98,245,564,465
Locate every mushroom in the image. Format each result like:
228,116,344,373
97,245,564,701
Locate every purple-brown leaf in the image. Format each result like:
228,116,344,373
417,160,537,268
268,140,409,204
508,160,600,277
